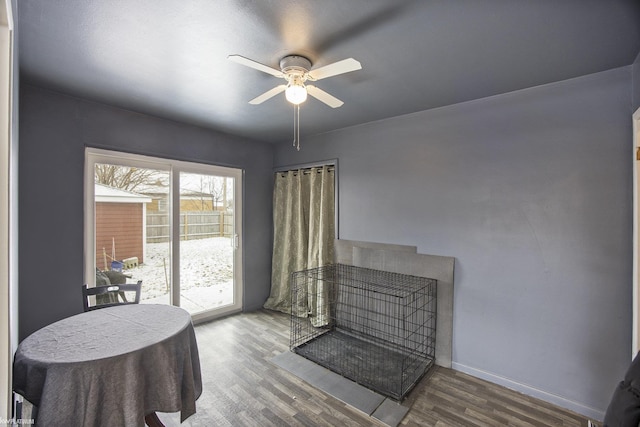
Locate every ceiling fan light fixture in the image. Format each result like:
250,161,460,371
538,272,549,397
285,81,307,105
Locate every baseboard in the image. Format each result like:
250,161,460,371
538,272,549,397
451,362,605,422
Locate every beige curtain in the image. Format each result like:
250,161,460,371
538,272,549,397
263,165,335,326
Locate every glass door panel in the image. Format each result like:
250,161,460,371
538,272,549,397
93,163,171,305
178,172,235,315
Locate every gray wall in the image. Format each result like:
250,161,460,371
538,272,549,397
18,84,274,340
634,50,640,112
274,67,634,418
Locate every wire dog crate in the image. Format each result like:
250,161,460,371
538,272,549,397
290,264,437,401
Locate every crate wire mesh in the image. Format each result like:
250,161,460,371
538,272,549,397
290,264,437,401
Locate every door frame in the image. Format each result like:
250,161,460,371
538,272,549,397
0,0,13,419
84,148,243,323
633,107,640,357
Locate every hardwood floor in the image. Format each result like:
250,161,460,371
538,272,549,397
160,309,597,427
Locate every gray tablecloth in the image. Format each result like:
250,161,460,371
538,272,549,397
13,304,202,427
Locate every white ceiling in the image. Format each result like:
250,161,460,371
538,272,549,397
18,0,640,143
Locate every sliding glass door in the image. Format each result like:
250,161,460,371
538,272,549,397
85,148,243,321
177,171,237,314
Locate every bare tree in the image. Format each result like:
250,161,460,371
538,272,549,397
201,176,223,210
95,164,166,192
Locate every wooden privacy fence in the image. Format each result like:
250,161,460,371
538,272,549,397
147,211,233,242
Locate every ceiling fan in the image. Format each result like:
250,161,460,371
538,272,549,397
228,54,362,108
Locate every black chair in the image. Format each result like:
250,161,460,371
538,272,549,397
604,352,640,426
82,281,142,312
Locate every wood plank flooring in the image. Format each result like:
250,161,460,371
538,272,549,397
159,309,598,427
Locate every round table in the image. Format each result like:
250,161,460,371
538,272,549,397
13,304,202,427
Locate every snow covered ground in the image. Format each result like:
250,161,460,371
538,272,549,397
124,237,234,312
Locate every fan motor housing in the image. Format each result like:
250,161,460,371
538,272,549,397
280,55,311,75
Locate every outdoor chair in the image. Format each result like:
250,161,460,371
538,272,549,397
82,281,142,312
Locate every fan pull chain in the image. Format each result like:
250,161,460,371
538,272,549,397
292,104,301,151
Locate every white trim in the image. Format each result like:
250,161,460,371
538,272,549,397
84,150,96,283
633,107,640,358
0,0,12,419
452,362,605,421
171,167,179,307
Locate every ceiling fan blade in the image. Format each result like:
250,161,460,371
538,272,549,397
306,85,344,108
228,54,283,78
307,58,362,81
249,85,286,104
